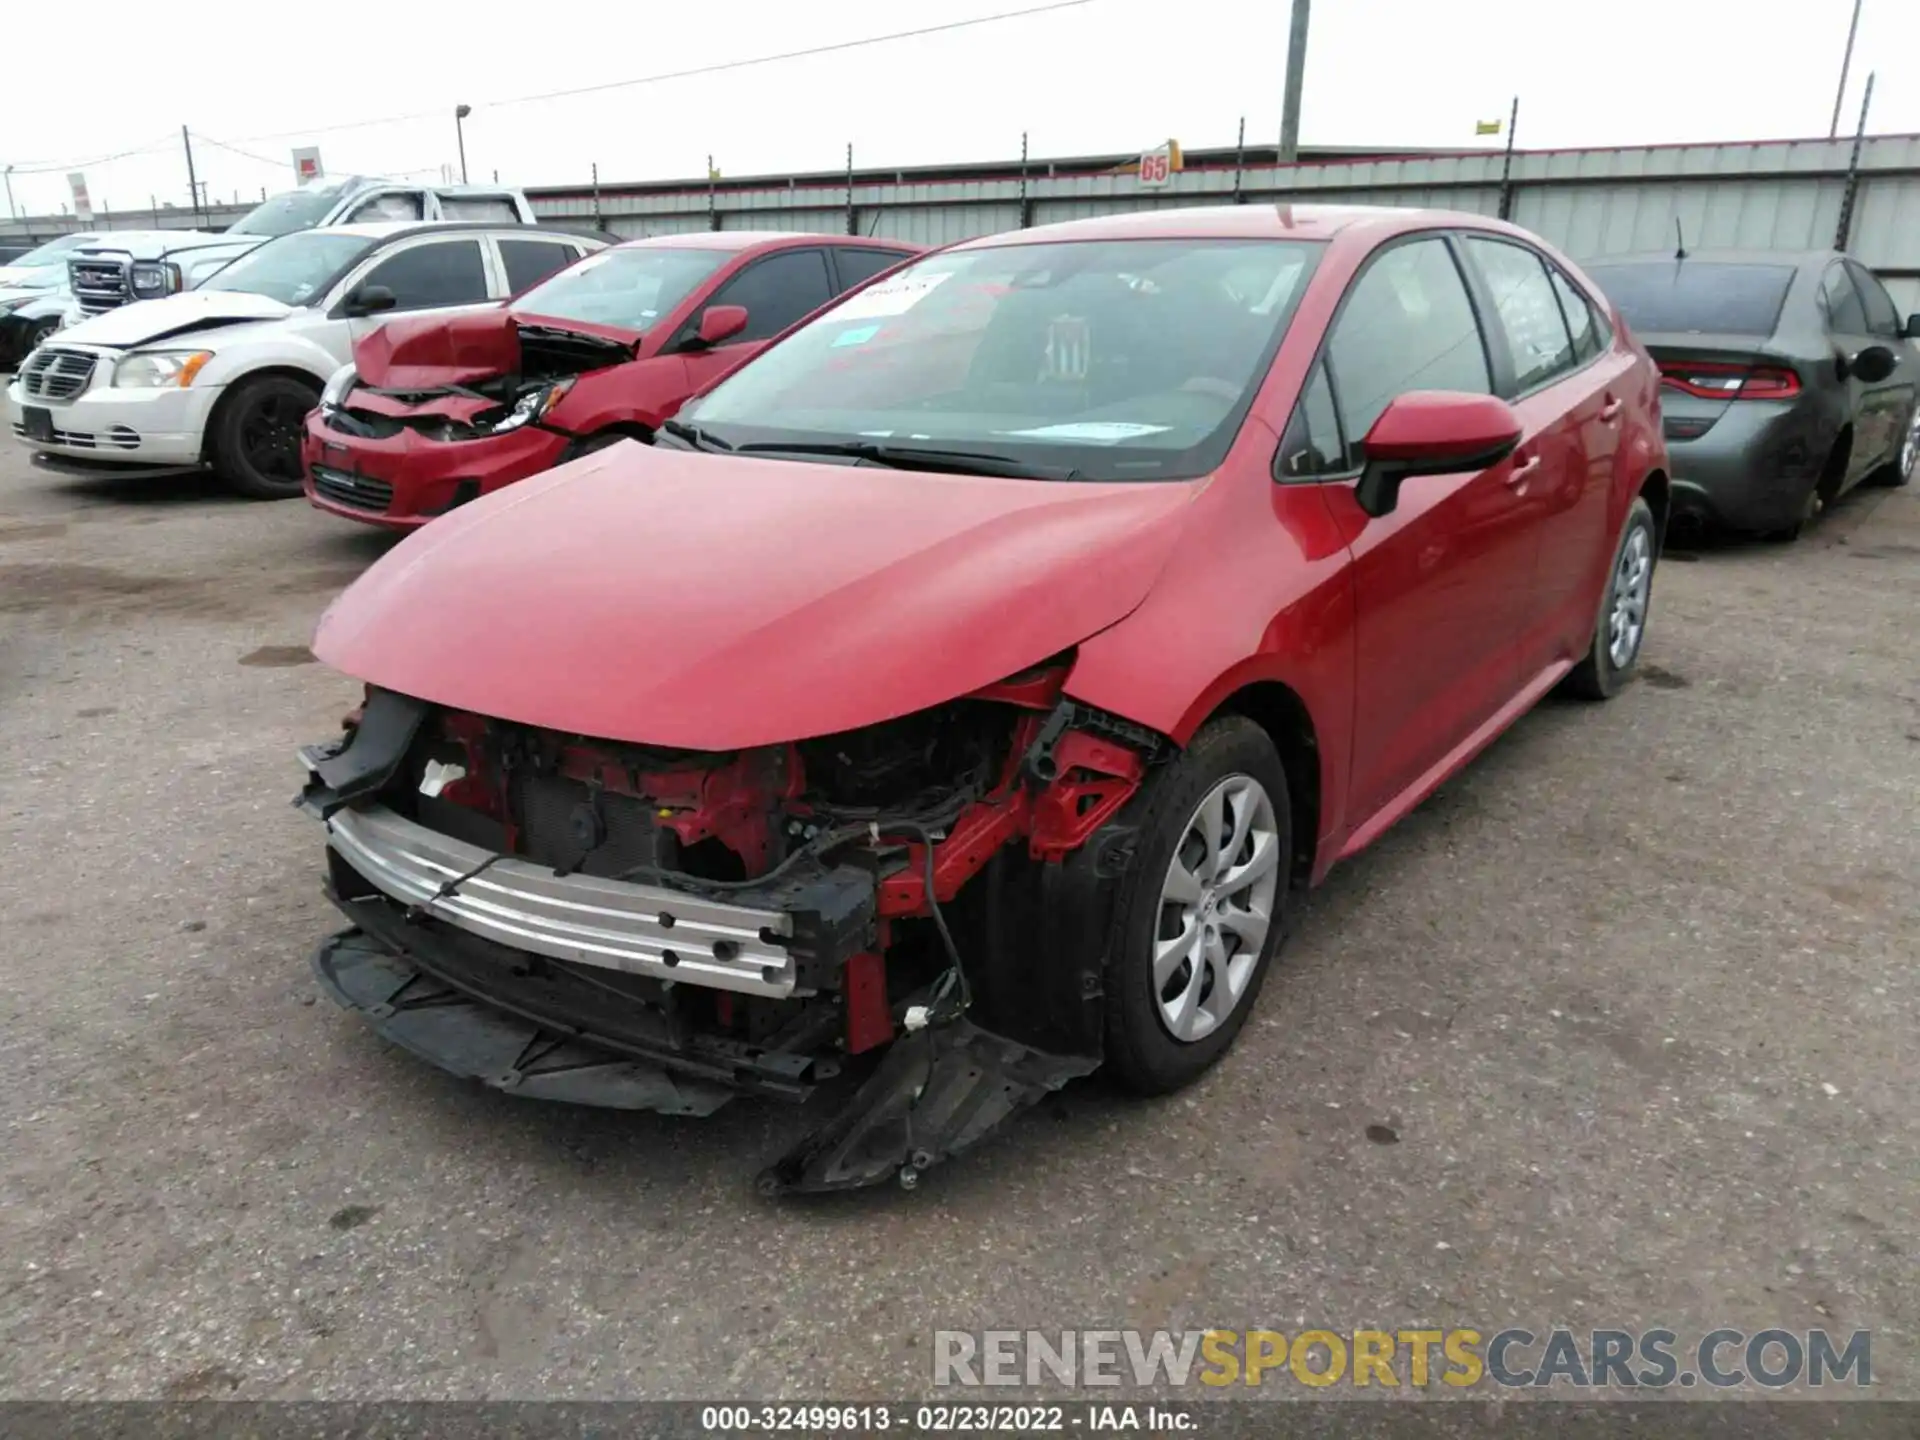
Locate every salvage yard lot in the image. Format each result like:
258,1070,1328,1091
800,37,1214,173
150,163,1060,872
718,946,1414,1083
0,441,1915,1400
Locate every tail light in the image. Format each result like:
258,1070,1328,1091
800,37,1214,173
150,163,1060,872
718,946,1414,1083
1658,360,1801,401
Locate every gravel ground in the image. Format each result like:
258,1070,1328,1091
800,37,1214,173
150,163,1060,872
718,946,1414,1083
0,442,1914,1404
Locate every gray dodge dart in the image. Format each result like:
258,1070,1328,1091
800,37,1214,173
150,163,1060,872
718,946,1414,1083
1585,249,1919,539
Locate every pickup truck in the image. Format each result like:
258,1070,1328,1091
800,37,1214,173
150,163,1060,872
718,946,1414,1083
61,178,537,320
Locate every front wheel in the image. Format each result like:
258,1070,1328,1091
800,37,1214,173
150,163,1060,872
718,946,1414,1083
1563,496,1658,700
1103,717,1292,1094
210,374,320,500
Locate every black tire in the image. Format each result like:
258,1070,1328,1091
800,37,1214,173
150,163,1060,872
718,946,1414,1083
1102,716,1293,1095
1563,496,1658,700
1876,407,1917,488
209,374,321,500
23,317,58,356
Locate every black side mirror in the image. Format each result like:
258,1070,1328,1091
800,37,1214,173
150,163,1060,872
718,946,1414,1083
345,284,397,318
1904,313,1920,340
1850,343,1898,385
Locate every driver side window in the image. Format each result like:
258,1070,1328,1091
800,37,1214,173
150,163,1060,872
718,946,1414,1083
1324,237,1493,468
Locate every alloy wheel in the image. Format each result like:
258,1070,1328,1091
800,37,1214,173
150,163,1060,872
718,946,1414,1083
1153,774,1281,1044
1901,408,1920,482
240,394,307,483
1608,525,1653,670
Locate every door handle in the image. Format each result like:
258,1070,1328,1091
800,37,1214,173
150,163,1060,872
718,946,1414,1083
1506,454,1542,487
1599,395,1623,422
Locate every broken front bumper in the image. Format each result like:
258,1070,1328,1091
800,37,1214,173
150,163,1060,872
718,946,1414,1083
328,804,803,998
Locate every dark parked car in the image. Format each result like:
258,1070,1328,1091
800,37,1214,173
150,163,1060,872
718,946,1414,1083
1585,249,1919,539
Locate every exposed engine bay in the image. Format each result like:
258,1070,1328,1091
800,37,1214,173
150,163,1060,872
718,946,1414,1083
299,659,1166,1192
325,320,632,444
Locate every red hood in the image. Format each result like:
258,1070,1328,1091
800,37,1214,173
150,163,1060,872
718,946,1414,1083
355,309,517,388
313,444,1200,749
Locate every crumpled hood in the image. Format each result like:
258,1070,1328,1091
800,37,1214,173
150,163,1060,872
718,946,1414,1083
51,290,295,350
314,444,1200,749
355,308,515,389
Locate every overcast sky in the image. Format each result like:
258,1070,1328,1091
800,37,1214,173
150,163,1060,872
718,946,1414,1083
6,0,1918,221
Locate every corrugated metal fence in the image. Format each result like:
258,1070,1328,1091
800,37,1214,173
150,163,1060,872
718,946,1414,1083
9,134,1920,307
529,134,1920,309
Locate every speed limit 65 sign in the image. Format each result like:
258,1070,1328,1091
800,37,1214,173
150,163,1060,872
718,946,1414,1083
1137,147,1174,188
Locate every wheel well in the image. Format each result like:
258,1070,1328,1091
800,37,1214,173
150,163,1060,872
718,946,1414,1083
198,366,324,464
1638,468,1670,550
1213,682,1320,886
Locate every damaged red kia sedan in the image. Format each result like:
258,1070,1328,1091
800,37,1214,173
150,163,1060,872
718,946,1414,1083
298,205,1668,1194
301,232,923,526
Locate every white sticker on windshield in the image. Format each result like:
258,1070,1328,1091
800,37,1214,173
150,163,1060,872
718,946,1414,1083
1001,422,1173,443
831,270,955,320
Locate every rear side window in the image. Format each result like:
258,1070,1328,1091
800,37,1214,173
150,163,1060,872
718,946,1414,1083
441,195,522,222
708,248,834,342
1818,265,1869,334
832,248,914,290
1844,260,1901,337
359,239,490,311
1465,238,1575,391
1326,236,1492,464
1549,269,1603,363
1585,261,1794,337
500,239,578,294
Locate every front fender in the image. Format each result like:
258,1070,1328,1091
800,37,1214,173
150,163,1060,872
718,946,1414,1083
198,334,339,390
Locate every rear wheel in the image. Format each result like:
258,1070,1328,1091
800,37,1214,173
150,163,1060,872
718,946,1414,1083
210,374,320,500
1564,496,1657,700
1878,405,1918,488
1103,717,1292,1094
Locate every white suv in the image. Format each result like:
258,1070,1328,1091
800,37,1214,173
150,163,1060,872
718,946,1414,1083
8,222,602,498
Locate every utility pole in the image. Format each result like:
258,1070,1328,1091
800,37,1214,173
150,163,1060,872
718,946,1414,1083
2,165,14,221
1497,96,1521,220
455,104,472,183
1278,0,1311,165
1834,71,1876,251
182,126,204,226
1829,0,1864,139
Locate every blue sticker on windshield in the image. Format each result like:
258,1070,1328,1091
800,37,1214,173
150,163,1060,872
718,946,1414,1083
833,324,880,347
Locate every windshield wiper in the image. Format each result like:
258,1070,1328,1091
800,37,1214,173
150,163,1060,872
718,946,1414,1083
733,440,1080,481
659,418,734,452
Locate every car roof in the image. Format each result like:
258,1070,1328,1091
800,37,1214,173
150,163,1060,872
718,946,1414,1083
1585,249,1831,268
950,202,1561,251
610,230,922,254
313,220,602,243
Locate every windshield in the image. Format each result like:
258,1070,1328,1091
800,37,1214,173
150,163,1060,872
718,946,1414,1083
514,246,729,331
683,238,1323,481
8,234,91,269
1585,261,1796,337
196,232,374,305
227,180,356,237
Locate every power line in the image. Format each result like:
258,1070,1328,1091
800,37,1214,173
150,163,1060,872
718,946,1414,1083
191,132,287,169
8,136,177,175
223,0,1097,144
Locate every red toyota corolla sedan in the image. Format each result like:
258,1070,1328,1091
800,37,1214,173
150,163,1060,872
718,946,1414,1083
301,231,923,527
297,205,1667,1193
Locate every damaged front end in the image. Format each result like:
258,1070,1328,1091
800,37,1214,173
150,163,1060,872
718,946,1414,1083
324,314,634,446
296,664,1164,1193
